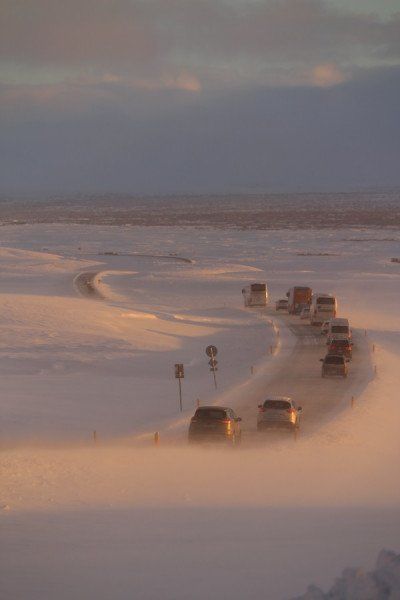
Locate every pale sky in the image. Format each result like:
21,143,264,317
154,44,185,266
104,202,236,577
328,0,400,18
1,0,399,193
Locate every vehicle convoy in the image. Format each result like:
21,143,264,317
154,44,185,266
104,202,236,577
286,286,312,315
327,338,353,360
327,318,351,342
188,406,242,445
320,354,348,378
275,298,289,311
310,293,337,325
242,283,268,307
257,397,302,431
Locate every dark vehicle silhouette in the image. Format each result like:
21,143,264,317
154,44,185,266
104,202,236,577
275,299,288,311
320,354,348,378
188,406,242,445
327,338,353,360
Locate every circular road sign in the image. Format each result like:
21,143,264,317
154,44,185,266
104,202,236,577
206,345,218,357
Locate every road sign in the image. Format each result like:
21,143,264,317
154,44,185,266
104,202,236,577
206,345,218,357
206,346,218,389
175,363,184,379
174,364,184,412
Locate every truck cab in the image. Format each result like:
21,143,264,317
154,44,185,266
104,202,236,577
287,286,312,315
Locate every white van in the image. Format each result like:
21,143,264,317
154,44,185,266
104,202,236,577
310,293,337,325
242,283,268,307
327,318,351,342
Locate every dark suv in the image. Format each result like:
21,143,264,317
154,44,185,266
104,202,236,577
320,354,348,378
188,406,242,445
275,299,289,311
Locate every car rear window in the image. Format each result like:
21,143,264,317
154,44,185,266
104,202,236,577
195,409,227,420
263,400,291,410
331,326,348,333
318,297,335,305
325,356,344,364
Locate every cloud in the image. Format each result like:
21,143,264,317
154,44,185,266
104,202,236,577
1,0,400,91
0,70,201,116
134,73,201,92
1,65,399,193
310,63,348,87
1,1,399,195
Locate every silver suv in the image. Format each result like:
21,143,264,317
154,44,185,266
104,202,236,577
257,396,302,432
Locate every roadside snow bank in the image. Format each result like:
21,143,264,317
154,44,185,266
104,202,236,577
0,246,96,275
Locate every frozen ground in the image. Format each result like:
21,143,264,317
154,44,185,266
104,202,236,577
1,190,399,228
1,223,399,599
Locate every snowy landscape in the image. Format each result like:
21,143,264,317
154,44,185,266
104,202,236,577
1,209,399,599
3,0,400,595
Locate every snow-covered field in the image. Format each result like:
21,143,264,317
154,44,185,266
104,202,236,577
1,224,399,599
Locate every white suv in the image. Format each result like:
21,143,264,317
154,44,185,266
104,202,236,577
257,397,302,432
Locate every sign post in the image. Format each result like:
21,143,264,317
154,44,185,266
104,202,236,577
174,363,184,411
205,345,218,390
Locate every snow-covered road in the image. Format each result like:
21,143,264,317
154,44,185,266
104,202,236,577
235,316,373,438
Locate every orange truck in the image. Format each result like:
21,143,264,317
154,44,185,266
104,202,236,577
286,286,312,315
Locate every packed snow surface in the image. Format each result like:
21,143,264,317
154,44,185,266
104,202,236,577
1,223,399,599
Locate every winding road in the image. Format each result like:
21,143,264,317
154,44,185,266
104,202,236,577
73,266,374,444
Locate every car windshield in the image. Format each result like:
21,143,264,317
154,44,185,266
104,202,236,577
325,356,344,364
263,400,291,410
318,297,335,304
195,409,227,420
331,340,349,347
331,326,348,333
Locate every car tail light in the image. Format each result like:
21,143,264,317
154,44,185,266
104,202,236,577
286,408,295,414
258,407,265,413
220,419,231,424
